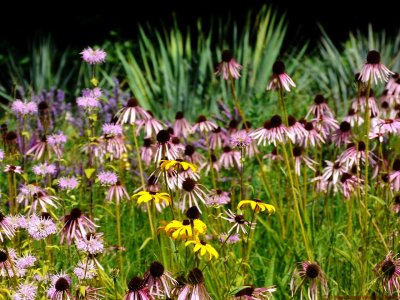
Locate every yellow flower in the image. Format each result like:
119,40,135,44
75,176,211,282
164,219,207,240
185,240,219,260
238,199,275,214
160,159,197,173
132,191,171,205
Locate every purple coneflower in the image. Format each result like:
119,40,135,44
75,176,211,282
106,181,130,203
267,60,296,92
222,209,254,235
215,49,242,80
29,191,58,214
25,135,49,160
0,212,16,242
60,208,98,245
263,148,283,161
209,127,228,150
177,268,211,300
301,121,325,147
116,98,150,125
292,146,318,176
344,108,364,127
81,47,107,64
306,94,334,119
358,50,393,84
219,146,241,170
207,189,230,205
173,111,192,138
154,130,177,162
144,261,177,298
191,115,217,133
290,261,328,300
5,131,19,156
338,141,377,170
124,276,152,300
4,164,23,174
321,160,347,185
17,184,43,207
47,272,72,300
284,116,307,144
141,138,156,167
199,154,220,175
351,90,379,117
233,285,276,299
391,195,400,214
374,251,400,295
13,282,37,300
340,172,363,200
331,121,352,147
136,111,164,138
179,178,208,213
374,118,400,135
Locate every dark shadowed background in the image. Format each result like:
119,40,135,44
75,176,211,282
0,0,397,51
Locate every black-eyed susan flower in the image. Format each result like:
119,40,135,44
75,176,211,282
160,159,197,173
185,240,219,260
164,219,207,240
132,191,171,206
237,199,275,214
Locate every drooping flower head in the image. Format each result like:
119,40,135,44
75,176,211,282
144,261,178,298
233,284,277,299
47,273,72,300
358,50,394,84
124,276,152,300
267,60,296,92
215,49,242,80
374,251,400,295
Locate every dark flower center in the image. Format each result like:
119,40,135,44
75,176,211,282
348,108,356,116
381,173,389,183
242,121,252,129
182,220,191,225
126,98,139,107
270,115,282,128
143,138,153,147
340,121,351,133
221,49,233,62
211,154,217,163
271,148,278,155
292,147,302,157
128,276,143,291
0,250,8,263
357,141,366,152
172,137,181,145
305,263,320,278
381,102,389,109
186,206,200,219
229,119,239,129
305,122,314,131
263,120,272,130
200,240,206,245
381,260,395,277
0,212,4,222
216,189,223,195
354,73,362,83
212,127,222,133
150,261,165,277
393,159,400,171
185,145,195,156
395,195,400,204
340,173,352,183
272,60,285,75
197,115,207,123
235,286,255,296
38,101,49,110
366,50,381,64
396,78,400,84
5,131,17,141
175,111,184,120
235,215,245,224
333,162,341,169
288,115,296,127
40,135,47,143
147,175,157,186
156,130,170,143
182,178,196,192
41,212,52,220
55,277,70,291
70,208,82,220
223,146,232,153
385,119,394,124
314,94,326,104
188,268,204,284
167,127,174,135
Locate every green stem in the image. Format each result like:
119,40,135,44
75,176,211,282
115,202,123,278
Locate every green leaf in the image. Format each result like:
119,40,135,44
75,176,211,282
138,237,153,251
84,168,96,179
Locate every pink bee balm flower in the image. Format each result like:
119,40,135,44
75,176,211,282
358,50,394,84
215,49,242,80
81,47,107,64
13,282,38,300
97,171,118,186
58,176,79,191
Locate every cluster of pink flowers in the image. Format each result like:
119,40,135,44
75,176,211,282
11,99,38,116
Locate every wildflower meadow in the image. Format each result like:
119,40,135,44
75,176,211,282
1,6,400,300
